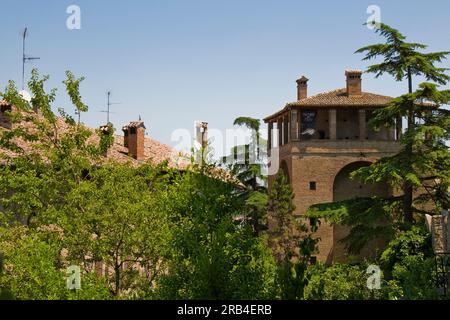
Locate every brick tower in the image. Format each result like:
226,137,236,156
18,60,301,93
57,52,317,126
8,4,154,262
264,70,402,264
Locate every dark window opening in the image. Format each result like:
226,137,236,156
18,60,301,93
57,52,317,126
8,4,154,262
1,105,12,114
309,182,316,190
130,127,137,134
300,110,317,140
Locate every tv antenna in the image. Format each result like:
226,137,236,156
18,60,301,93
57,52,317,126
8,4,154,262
22,27,40,90
100,91,121,124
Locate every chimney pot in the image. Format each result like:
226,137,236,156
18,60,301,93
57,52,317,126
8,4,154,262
296,76,309,100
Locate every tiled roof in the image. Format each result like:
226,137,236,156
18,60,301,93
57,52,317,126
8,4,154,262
108,131,181,167
0,100,10,106
289,88,393,107
123,121,146,130
264,89,393,122
0,108,186,168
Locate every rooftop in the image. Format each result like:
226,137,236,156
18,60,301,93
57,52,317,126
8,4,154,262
0,100,184,167
264,88,394,122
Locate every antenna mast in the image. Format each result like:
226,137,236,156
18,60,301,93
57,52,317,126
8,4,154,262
101,91,121,124
107,91,111,123
22,27,40,90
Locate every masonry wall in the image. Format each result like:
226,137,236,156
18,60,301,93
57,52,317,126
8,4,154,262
271,140,400,264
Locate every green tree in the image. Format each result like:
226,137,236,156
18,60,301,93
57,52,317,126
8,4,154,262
307,25,450,255
268,172,319,299
308,83,450,254
380,226,439,300
155,166,277,299
356,23,450,222
0,226,111,300
304,263,380,300
222,117,269,236
58,162,171,297
355,83,450,216
0,69,170,299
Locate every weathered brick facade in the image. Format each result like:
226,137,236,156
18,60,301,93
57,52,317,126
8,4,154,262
265,70,401,264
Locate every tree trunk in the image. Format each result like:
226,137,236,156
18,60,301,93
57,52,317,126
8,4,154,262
114,264,121,296
403,69,414,223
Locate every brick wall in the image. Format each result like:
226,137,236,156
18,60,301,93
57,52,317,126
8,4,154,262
128,126,145,160
269,140,400,264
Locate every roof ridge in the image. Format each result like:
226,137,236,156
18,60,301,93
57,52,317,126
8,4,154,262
264,88,395,122
287,88,393,105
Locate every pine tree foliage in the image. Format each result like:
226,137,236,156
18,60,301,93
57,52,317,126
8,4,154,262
356,23,450,222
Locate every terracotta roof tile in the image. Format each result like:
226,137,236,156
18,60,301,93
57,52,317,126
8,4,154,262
264,89,393,122
289,88,393,107
123,121,146,130
0,107,187,168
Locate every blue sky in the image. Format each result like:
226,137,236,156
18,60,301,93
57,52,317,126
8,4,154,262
1,0,449,152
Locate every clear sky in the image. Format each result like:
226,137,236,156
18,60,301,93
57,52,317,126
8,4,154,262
1,0,449,154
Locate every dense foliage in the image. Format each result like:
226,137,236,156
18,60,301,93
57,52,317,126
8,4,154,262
307,24,449,286
0,22,447,301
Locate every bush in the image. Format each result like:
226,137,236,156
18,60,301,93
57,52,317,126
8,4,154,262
303,263,383,300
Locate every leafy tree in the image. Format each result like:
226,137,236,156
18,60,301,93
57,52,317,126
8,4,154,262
154,166,277,300
379,226,433,277
0,251,14,300
0,226,111,300
268,172,319,299
57,162,171,297
356,23,450,222
222,117,269,236
380,226,439,300
307,197,400,254
303,263,382,300
0,69,170,299
307,25,450,255
0,70,281,300
356,83,450,215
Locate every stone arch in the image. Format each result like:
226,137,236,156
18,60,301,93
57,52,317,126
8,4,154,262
333,161,389,202
332,161,390,263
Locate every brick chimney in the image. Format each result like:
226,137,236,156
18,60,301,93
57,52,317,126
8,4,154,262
296,76,309,100
122,121,146,160
346,70,362,96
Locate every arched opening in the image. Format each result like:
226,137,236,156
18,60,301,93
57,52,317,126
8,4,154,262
333,161,389,202
332,161,390,263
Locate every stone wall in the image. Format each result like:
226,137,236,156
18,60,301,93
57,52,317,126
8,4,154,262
427,214,450,254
